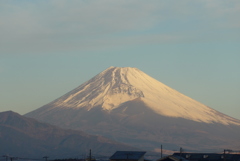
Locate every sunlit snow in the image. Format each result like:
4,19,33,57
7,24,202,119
49,66,240,125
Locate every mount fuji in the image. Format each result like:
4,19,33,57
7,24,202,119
25,66,240,152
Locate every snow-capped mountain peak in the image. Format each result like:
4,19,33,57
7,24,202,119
52,66,145,111
31,66,240,126
25,66,240,152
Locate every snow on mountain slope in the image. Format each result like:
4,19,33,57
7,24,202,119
28,66,240,126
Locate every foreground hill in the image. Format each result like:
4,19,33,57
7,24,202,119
0,111,135,159
25,66,240,152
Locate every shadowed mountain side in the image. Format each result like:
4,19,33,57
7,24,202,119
26,99,240,152
0,111,137,158
25,67,240,152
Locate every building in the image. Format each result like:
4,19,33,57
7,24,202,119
109,151,146,161
156,155,189,161
173,153,240,161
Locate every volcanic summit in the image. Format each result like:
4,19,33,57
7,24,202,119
25,66,240,152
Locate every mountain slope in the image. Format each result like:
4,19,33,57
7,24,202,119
0,111,136,158
25,66,240,152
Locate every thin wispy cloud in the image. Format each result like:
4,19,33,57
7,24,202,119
0,0,239,55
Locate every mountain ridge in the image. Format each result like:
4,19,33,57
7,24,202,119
25,66,240,152
27,66,240,125
0,111,136,158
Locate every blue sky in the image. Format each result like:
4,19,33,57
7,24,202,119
1,0,240,119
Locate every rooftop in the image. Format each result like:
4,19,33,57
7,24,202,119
110,151,146,160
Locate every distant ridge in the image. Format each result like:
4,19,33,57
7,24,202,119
0,111,136,158
25,66,240,152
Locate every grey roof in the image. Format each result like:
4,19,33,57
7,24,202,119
171,155,189,161
110,151,146,160
157,155,189,161
173,153,240,161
